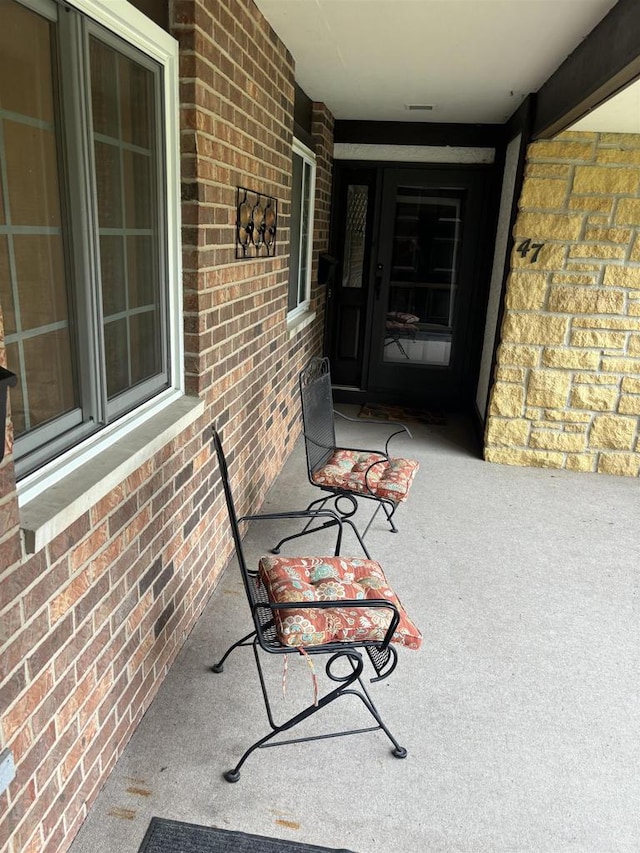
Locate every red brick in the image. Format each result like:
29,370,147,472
81,709,115,775
61,715,98,783
47,513,91,565
69,523,109,575
54,620,93,681
0,612,49,680
8,723,33,765
42,817,66,853
1,550,47,604
13,772,59,852
27,612,74,679
89,483,125,526
35,717,79,794
0,532,21,574
78,668,114,730
74,571,110,627
22,557,71,621
2,664,53,741
0,780,36,849
0,496,19,537
49,569,92,625
56,670,96,733
21,825,44,853
0,599,22,645
16,720,57,789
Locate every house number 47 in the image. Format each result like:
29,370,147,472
516,238,545,262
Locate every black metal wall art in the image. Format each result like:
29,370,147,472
235,187,277,258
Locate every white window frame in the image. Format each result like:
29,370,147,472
14,0,185,508
287,138,316,325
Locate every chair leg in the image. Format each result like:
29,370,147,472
222,645,406,781
361,499,398,538
380,500,399,533
210,630,256,673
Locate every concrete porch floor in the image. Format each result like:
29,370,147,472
69,412,640,853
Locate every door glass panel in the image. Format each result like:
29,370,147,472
384,186,464,366
342,185,368,289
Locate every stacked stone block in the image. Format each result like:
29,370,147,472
486,131,640,477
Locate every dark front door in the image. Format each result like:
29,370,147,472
328,164,494,410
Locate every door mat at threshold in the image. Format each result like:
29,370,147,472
359,403,446,426
138,817,356,853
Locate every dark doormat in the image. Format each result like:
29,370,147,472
359,402,446,426
138,817,356,853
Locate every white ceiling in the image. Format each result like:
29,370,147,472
254,0,623,127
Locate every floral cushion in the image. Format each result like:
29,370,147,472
258,555,422,650
311,450,418,502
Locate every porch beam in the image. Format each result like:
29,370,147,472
533,0,640,139
334,120,502,148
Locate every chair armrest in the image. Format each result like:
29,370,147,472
258,597,401,651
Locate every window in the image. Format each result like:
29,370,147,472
0,0,181,482
287,139,316,319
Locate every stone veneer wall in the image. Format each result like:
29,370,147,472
485,131,640,477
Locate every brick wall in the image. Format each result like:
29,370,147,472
0,1,334,851
485,131,640,476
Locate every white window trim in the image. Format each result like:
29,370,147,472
14,0,188,537
287,138,316,323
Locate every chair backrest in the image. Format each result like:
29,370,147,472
211,428,252,589
299,357,337,476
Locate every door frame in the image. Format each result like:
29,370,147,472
327,160,500,411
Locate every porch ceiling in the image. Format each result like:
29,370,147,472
254,0,620,126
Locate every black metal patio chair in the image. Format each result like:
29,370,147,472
271,357,419,555
210,427,422,782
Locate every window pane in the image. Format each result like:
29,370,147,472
119,55,150,148
130,310,160,384
0,236,15,333
21,328,76,430
5,342,24,435
104,318,128,397
90,35,164,405
122,150,152,229
0,0,79,441
100,235,126,315
13,235,67,329
94,141,123,228
0,0,54,122
4,121,61,226
298,161,312,305
287,152,303,311
89,38,119,138
127,235,154,307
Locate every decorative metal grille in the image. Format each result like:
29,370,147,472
235,187,277,258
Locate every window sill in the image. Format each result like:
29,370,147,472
19,395,205,556
287,309,316,339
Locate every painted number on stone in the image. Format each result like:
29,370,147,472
516,238,545,262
